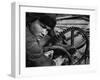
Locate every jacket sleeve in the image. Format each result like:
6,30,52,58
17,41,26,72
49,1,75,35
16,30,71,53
26,27,42,60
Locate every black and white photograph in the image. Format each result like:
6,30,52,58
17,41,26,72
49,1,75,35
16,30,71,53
10,2,98,78
26,12,90,67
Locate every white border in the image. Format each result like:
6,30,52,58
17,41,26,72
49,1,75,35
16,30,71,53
11,2,97,78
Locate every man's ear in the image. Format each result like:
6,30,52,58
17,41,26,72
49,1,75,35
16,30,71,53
51,30,56,37
48,29,55,37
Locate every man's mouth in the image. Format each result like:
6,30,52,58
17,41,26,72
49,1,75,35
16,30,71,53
40,29,48,37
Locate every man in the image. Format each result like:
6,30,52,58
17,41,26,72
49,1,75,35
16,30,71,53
26,13,56,67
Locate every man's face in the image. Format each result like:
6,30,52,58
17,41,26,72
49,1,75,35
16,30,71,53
30,20,48,36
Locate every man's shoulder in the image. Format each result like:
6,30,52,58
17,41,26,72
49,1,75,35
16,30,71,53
26,27,36,41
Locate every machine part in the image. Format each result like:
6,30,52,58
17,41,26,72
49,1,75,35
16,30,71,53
43,27,89,65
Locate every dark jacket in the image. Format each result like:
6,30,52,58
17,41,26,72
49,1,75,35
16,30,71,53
26,27,55,67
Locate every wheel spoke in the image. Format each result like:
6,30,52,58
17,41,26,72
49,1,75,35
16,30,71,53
76,39,86,49
71,29,74,46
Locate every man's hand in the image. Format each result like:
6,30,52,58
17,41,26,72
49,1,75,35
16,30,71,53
44,50,54,59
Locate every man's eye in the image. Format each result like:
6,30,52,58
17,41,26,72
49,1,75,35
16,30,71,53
40,23,47,29
40,24,44,28
42,26,46,28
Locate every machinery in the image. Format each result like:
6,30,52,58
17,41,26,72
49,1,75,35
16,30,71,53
44,27,89,65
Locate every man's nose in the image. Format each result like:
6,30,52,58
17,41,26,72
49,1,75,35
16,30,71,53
41,32,45,37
